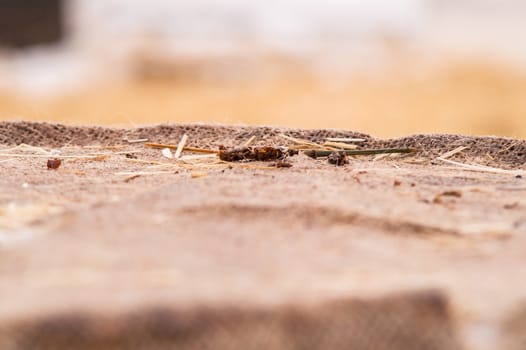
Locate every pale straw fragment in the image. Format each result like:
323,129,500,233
174,134,188,159
436,157,524,176
243,136,256,147
438,146,468,160
325,137,366,143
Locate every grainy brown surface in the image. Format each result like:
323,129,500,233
1,122,526,350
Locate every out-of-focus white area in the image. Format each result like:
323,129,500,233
71,0,425,56
1,0,526,96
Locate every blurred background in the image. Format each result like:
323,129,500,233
0,0,525,138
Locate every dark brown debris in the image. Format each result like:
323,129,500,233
433,190,462,204
218,146,297,162
327,151,349,166
124,174,141,183
504,202,520,210
441,190,463,198
272,161,293,168
46,158,61,170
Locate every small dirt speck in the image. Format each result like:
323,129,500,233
504,202,520,210
433,190,462,204
272,161,293,168
47,158,61,170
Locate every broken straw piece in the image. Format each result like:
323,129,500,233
438,146,468,160
243,136,256,147
436,157,525,176
323,141,358,150
161,148,173,159
144,142,218,154
125,138,149,144
0,153,102,159
325,137,366,143
3,144,52,155
174,134,188,159
115,171,175,176
179,154,217,161
191,172,208,179
279,134,327,149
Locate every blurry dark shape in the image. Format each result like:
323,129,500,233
132,54,206,82
0,0,63,48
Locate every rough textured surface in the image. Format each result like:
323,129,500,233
1,122,526,350
1,121,525,167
